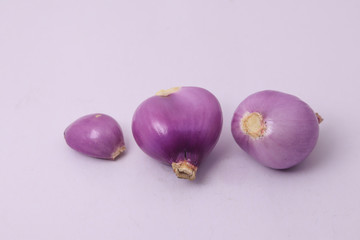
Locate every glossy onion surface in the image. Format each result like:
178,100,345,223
132,87,223,180
231,90,320,169
64,113,125,160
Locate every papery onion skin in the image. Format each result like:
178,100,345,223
132,87,223,180
231,90,321,169
64,113,125,160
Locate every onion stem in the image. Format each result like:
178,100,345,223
315,113,323,124
172,161,197,180
155,87,181,97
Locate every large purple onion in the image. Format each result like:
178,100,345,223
231,90,322,169
64,113,125,160
132,87,223,180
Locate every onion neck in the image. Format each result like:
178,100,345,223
155,87,181,97
240,112,267,139
172,161,197,180
111,145,126,160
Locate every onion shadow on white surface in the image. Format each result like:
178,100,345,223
194,134,236,184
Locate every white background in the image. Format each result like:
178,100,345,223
1,0,359,239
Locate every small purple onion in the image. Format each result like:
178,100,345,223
132,87,223,180
64,113,125,160
231,90,322,169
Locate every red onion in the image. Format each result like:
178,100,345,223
231,90,322,169
64,113,125,160
132,87,223,180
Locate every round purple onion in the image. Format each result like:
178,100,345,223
132,87,223,180
231,90,322,169
64,113,125,160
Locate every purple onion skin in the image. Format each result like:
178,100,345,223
132,87,223,180
231,90,320,169
64,113,125,160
